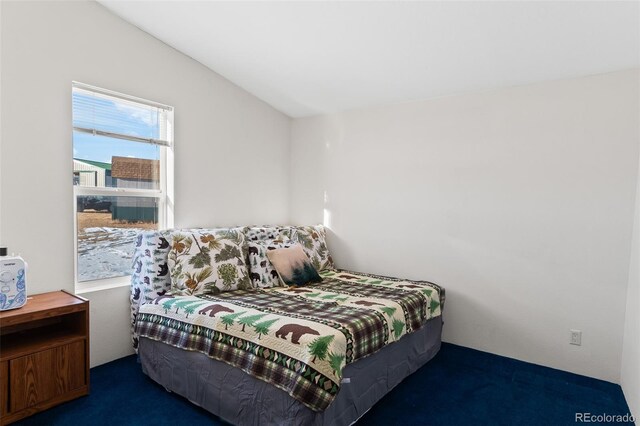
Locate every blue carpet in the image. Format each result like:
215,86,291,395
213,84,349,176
16,343,633,426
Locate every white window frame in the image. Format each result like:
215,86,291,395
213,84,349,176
72,82,174,293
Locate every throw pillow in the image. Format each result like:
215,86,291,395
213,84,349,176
290,225,334,271
130,229,173,351
248,238,295,288
168,228,251,295
245,225,295,242
266,244,322,287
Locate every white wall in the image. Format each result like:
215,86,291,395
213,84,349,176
290,70,640,383
0,0,290,367
621,147,640,417
0,0,3,244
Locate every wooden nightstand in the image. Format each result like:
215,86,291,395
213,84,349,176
0,290,90,425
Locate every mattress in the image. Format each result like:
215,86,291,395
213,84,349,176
139,314,443,426
135,269,444,411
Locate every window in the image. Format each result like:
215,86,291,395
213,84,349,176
72,82,174,291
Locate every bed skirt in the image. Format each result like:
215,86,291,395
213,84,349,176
138,315,443,426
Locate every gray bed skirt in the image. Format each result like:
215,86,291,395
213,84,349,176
139,316,443,426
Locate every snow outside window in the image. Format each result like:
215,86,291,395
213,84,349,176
72,82,174,292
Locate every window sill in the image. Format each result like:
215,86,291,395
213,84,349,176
75,276,130,295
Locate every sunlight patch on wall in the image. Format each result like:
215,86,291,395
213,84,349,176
323,208,332,229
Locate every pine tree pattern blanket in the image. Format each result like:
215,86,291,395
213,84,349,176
135,269,444,412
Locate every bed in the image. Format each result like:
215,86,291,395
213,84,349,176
130,229,445,426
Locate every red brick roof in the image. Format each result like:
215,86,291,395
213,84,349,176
111,156,159,180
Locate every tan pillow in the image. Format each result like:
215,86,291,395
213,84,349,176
248,238,295,288
266,244,322,287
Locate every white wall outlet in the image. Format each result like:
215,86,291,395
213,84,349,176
570,329,582,346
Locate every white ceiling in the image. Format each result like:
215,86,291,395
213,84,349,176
99,1,639,118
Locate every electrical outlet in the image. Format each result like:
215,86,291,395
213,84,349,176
570,329,582,346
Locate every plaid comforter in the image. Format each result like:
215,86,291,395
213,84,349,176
135,269,444,411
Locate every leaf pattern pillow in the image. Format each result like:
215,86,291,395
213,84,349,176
290,225,334,271
248,238,295,288
246,225,334,271
168,228,251,295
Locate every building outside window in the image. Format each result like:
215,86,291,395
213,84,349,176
72,82,174,290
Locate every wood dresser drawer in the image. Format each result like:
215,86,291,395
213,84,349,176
0,361,8,417
9,341,86,412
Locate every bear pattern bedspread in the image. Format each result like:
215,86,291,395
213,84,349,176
134,269,444,412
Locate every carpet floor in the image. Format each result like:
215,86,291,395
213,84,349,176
15,343,634,425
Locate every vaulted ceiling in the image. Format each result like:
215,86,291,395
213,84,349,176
99,1,639,118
